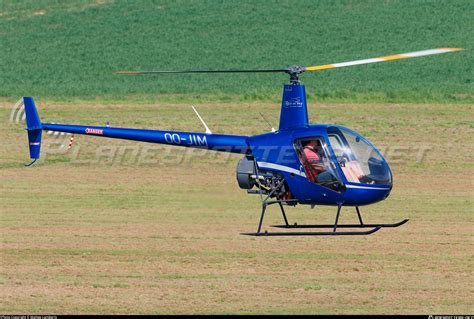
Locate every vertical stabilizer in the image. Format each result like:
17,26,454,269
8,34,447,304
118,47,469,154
23,97,42,163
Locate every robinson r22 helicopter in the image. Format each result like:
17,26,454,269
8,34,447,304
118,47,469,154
22,47,463,236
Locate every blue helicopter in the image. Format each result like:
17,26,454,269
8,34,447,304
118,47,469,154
22,48,463,236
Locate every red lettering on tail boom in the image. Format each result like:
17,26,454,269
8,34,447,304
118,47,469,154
85,128,104,135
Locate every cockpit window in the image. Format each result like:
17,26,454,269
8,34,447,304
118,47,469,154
327,127,392,185
294,137,342,191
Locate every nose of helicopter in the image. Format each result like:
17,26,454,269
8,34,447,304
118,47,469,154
342,184,392,206
324,125,393,206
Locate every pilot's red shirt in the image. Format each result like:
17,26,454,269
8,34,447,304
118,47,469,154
303,146,321,181
304,146,320,162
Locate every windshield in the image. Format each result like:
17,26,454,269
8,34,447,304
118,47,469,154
327,127,392,186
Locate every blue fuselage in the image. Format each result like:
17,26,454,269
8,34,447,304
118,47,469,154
23,81,393,208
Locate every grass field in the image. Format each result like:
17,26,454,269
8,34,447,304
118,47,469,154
0,0,472,103
1,100,472,314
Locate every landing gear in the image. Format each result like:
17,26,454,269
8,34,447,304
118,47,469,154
241,202,408,236
239,158,407,236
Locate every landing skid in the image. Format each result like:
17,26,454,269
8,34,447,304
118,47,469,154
241,226,382,236
272,219,409,229
241,201,408,237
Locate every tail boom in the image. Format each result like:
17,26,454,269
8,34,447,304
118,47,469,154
22,96,249,164
41,123,249,154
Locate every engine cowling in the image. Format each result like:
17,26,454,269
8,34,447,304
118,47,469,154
236,155,256,189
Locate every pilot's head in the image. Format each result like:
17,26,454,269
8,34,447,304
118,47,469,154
304,139,319,148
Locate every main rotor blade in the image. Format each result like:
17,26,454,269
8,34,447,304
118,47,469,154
304,48,464,71
115,68,287,75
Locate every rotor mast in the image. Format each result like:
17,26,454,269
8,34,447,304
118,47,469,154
278,69,309,130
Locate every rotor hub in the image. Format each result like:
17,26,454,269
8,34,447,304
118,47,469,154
285,65,306,84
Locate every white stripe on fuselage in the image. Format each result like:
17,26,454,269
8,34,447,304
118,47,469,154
257,162,390,191
257,162,306,178
345,184,391,190
257,162,391,190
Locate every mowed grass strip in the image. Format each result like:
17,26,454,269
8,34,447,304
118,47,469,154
0,101,473,314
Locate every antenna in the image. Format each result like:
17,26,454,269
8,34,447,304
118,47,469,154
259,112,276,132
191,105,212,134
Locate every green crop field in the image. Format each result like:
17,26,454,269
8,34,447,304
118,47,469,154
1,0,473,315
0,0,472,103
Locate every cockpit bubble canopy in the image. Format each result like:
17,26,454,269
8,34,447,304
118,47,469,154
327,126,392,186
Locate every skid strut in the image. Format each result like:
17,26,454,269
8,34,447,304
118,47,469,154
241,202,408,236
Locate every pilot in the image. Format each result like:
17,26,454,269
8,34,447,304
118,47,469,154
303,139,334,183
